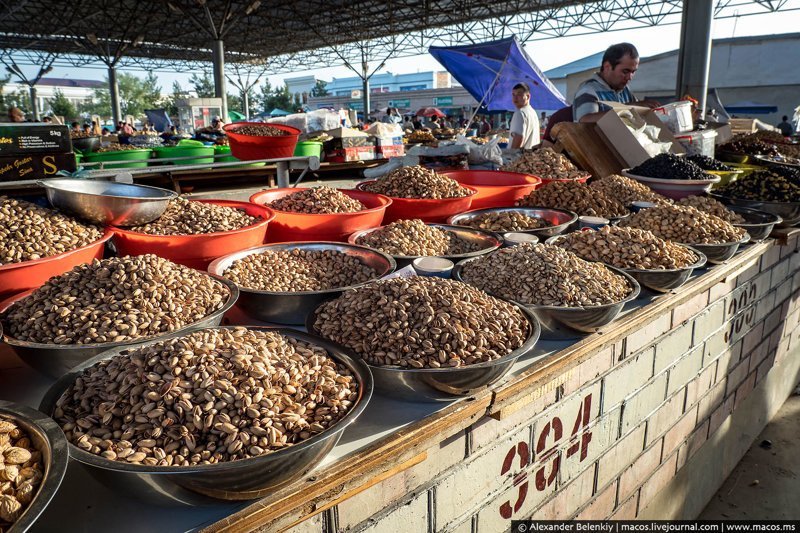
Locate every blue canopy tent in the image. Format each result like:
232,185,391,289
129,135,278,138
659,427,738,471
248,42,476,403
269,108,291,117
724,101,779,115
429,36,567,114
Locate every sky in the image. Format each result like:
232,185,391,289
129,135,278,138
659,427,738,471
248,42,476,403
9,8,799,95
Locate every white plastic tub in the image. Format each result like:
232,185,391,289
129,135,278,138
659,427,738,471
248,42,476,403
654,101,694,134
675,129,718,157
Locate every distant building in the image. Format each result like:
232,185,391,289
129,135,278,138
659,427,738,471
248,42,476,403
1,78,106,116
550,33,800,124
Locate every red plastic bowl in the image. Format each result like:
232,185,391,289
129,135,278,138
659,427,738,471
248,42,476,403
223,122,301,161
538,174,591,187
355,181,477,223
0,230,113,301
110,200,275,270
249,188,391,242
439,170,542,209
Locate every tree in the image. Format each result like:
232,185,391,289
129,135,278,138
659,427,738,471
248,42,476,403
48,89,77,120
254,81,293,114
164,80,189,118
310,79,329,97
81,72,163,121
189,72,215,98
0,74,10,114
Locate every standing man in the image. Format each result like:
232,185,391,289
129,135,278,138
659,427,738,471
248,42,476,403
510,82,540,149
573,43,656,123
776,115,793,137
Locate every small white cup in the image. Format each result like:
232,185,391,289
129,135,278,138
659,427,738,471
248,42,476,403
412,257,454,278
503,232,540,246
578,216,609,230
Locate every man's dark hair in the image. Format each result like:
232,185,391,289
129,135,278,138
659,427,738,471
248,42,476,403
783,115,789,121
512,82,530,94
602,43,639,69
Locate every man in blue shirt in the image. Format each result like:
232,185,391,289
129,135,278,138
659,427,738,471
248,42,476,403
573,43,649,122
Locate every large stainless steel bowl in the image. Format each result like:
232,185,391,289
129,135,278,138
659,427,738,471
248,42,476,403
447,206,578,239
545,235,708,294
307,301,541,402
207,242,396,325
40,179,178,226
453,257,641,340
679,233,751,265
349,223,502,269
0,401,68,533
38,326,372,505
0,275,239,378
727,205,783,242
709,192,800,228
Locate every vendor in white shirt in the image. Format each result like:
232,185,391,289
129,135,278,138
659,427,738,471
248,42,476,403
509,82,540,149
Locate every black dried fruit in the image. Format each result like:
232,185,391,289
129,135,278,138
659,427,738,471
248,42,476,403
629,153,709,181
687,155,733,172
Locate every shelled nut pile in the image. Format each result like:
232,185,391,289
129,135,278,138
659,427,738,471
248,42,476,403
130,197,259,235
97,143,142,152
223,249,380,292
2,255,229,345
500,147,588,180
360,166,472,199
0,197,103,265
53,328,358,466
620,205,747,244
355,219,480,256
677,196,745,224
312,277,529,368
552,226,699,270
716,169,800,202
0,418,44,528
266,187,366,214
459,211,551,232
516,181,629,218
588,175,672,206
460,244,633,307
230,125,290,136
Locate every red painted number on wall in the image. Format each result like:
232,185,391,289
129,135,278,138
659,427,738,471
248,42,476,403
498,393,593,519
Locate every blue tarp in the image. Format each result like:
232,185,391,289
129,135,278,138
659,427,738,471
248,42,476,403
724,101,778,115
144,109,172,132
429,36,567,112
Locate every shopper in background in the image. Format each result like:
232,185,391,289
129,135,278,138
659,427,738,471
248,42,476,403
91,120,102,136
510,82,540,149
777,115,794,137
573,43,658,123
70,121,82,134
6,107,24,122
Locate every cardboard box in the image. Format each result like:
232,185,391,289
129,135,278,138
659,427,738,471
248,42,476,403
704,121,733,145
595,102,685,168
0,152,77,182
375,136,403,147
325,146,376,163
376,144,405,158
323,127,373,150
0,123,73,156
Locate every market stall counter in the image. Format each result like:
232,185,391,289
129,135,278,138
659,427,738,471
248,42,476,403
1,233,799,531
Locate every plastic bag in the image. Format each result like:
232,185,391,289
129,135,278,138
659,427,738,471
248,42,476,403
455,135,503,166
266,110,341,134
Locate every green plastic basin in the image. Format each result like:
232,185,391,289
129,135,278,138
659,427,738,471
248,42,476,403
213,145,264,168
293,141,323,158
153,145,215,166
83,149,152,169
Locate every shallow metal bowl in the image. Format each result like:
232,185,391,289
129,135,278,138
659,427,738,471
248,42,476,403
453,257,641,340
679,233,751,265
40,178,178,226
307,301,541,402
0,275,239,378
726,205,783,242
349,224,501,269
0,401,69,532
70,136,101,153
546,235,708,294
38,327,372,505
709,192,800,228
447,206,578,239
207,242,396,325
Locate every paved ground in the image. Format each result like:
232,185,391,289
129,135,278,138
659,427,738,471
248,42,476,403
700,387,800,519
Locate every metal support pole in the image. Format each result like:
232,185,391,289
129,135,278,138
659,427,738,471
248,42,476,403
212,39,228,122
29,86,39,121
276,161,290,188
108,65,122,128
675,0,714,117
243,90,249,120
362,57,370,122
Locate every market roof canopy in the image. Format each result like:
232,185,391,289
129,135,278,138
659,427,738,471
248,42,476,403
429,36,567,112
724,101,779,115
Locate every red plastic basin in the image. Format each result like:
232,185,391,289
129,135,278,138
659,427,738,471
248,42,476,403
223,122,301,161
439,170,542,209
249,188,391,242
110,200,275,269
0,230,113,300
538,174,591,187
355,181,477,223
